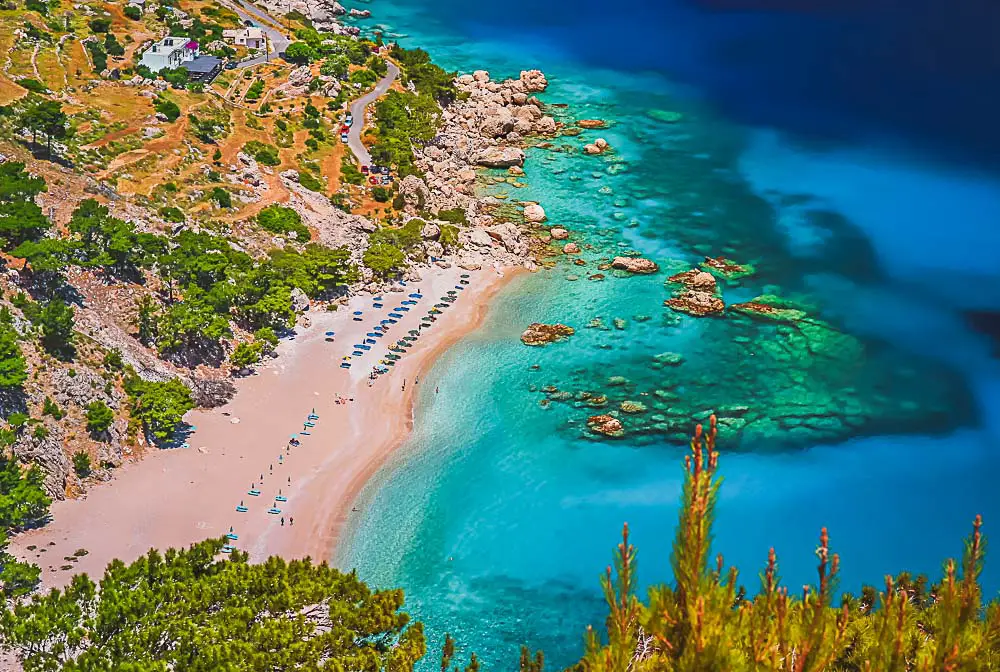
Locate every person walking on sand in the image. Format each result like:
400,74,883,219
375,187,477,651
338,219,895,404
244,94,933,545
436,386,439,394
290,516,294,526
280,517,285,527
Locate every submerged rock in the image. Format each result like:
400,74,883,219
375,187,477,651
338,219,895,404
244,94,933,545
577,119,608,129
664,268,725,316
587,414,624,437
520,322,575,346
612,256,659,274
701,256,755,281
620,400,647,414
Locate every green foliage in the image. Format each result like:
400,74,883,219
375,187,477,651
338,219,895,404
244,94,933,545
85,400,113,435
436,207,468,226
85,40,107,73
349,68,378,87
41,397,62,420
39,299,74,360
154,96,181,122
71,451,91,478
267,244,357,298
17,79,47,94
370,219,423,251
69,199,155,278
123,4,141,20
254,326,278,349
0,538,426,669
298,169,323,192
17,97,67,157
320,54,349,79
229,340,263,368
244,78,264,101
0,323,27,389
363,242,406,278
371,90,440,177
103,32,124,57
102,348,123,371
88,17,111,32
0,452,50,598
578,418,1000,671
371,185,391,202
367,55,388,77
209,187,231,209
24,0,47,15
161,67,190,88
125,377,194,442
256,205,310,240
156,292,232,353
243,140,280,166
439,224,460,251
341,161,364,185
158,205,185,223
284,40,318,64
390,45,458,105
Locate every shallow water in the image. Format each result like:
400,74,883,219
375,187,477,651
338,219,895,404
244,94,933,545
337,1,1000,667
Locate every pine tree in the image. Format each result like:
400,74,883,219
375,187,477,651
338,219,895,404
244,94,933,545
0,323,26,389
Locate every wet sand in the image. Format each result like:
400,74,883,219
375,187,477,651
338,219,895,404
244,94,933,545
11,266,516,588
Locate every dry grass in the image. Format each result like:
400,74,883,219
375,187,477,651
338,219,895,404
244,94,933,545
36,48,66,91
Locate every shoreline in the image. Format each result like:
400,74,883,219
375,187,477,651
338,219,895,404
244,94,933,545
11,265,520,587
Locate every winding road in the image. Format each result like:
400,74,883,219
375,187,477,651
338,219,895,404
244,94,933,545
346,61,400,167
218,0,291,69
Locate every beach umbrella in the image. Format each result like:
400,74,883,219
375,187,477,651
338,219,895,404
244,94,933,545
367,332,379,337
352,350,364,356
460,274,470,278
374,296,383,301
353,311,362,315
326,331,335,336
341,356,351,360
408,293,421,298
389,312,402,318
408,329,419,336
399,280,408,286
373,303,383,308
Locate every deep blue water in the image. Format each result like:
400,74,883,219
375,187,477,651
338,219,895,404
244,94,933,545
336,1,1000,668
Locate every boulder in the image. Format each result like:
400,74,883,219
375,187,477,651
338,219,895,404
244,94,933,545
577,119,608,129
479,108,515,138
349,7,370,16
668,269,718,292
290,287,309,312
473,70,490,83
519,69,548,92
523,203,546,222
611,256,659,274
399,174,429,209
421,221,441,240
700,256,756,280
467,228,493,248
520,322,575,346
474,146,525,168
562,242,580,254
550,227,569,240
584,138,610,155
486,223,527,255
536,116,557,134
664,291,725,316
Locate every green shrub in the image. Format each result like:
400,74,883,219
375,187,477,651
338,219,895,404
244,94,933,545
102,348,124,371
88,17,111,33
41,397,63,420
341,162,364,185
436,207,468,226
209,187,232,209
371,186,391,203
86,400,113,434
363,242,405,277
298,170,323,192
244,78,264,101
439,224,460,250
17,79,47,94
123,5,141,20
256,205,310,240
158,206,184,223
230,341,263,368
72,451,92,478
242,140,280,166
154,97,181,122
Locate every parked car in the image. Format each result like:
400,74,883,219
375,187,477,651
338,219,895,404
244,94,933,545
244,19,254,26
340,133,349,143
225,61,237,70
368,176,378,185
340,125,350,134
361,165,369,174
345,114,354,126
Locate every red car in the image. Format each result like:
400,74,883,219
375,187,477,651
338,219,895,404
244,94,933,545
361,165,369,174
368,176,378,185
340,125,350,134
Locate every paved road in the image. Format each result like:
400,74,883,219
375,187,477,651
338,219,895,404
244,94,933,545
219,0,290,69
346,61,400,167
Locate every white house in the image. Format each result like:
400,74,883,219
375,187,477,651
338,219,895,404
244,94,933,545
139,36,199,73
223,27,265,50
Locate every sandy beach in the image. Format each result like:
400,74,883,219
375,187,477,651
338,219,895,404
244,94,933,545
11,265,516,589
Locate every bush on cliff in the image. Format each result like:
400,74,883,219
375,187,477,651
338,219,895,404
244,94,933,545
125,377,194,443
0,448,50,598
256,204,310,241
0,539,426,670
363,242,406,277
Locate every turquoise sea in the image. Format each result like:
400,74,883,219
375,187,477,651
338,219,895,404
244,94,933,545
336,0,1000,668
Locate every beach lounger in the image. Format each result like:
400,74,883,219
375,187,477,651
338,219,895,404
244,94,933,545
275,495,288,502
304,422,315,428
359,345,371,351
386,318,397,324
389,313,403,318
398,306,410,312
236,505,248,512
268,507,282,514
248,489,261,496
365,338,377,344
340,363,352,368
373,303,383,308
221,545,235,554
226,533,239,540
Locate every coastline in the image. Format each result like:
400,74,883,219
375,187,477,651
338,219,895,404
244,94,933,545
11,265,520,588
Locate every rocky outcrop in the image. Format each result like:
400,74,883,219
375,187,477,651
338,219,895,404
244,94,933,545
349,7,370,16
260,0,344,29
665,269,724,316
584,138,610,155
486,223,528,256
701,256,755,280
612,256,659,274
550,227,569,240
420,221,441,240
520,323,575,346
577,119,607,129
399,175,429,210
562,242,580,254
473,146,525,168
519,69,548,92
13,428,71,500
587,414,624,437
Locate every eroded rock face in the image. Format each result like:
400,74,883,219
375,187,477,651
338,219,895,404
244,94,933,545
14,428,70,500
612,256,659,274
587,414,624,437
521,323,575,346
399,175,429,210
